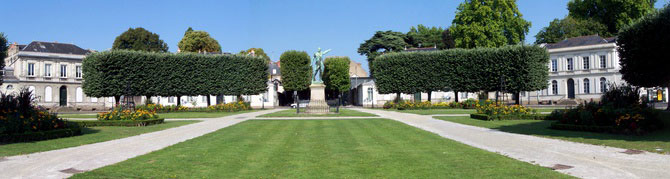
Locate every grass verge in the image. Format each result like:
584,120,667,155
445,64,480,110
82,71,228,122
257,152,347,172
258,109,377,117
59,110,259,119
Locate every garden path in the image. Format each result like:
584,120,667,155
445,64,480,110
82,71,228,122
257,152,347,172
0,109,282,179
352,108,670,179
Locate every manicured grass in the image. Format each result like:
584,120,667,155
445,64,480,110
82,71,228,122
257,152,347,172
73,119,569,178
59,110,259,119
386,109,476,115
436,116,670,154
0,121,199,157
258,109,377,117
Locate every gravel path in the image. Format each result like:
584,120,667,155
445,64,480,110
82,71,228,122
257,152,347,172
0,109,281,179
352,108,670,179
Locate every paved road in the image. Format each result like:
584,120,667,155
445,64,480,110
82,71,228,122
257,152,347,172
352,108,670,179
0,109,281,179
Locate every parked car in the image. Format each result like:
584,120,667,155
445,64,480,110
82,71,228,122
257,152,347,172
290,100,310,108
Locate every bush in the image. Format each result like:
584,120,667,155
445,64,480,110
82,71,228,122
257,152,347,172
135,101,251,113
548,84,664,134
473,99,539,120
382,99,478,110
97,108,159,121
72,118,164,127
0,89,73,135
470,113,547,121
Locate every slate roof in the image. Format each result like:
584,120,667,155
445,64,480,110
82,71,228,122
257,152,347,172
545,35,616,49
20,41,89,55
269,62,281,76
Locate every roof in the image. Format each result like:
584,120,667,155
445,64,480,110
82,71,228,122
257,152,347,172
403,47,438,52
545,35,616,49
269,62,281,76
20,41,89,55
350,77,374,88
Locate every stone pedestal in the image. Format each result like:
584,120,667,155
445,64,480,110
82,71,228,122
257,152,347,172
306,83,329,114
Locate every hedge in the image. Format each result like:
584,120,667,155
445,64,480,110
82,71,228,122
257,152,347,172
470,113,548,121
82,50,268,100
372,45,549,95
71,118,165,127
0,124,82,144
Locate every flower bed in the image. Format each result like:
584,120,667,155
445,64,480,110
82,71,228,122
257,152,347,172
383,99,478,110
136,101,251,113
471,100,539,120
72,118,164,127
470,113,547,121
547,84,664,135
98,108,159,121
0,89,81,143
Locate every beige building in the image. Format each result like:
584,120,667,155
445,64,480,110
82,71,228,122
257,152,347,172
1,41,112,111
349,61,368,77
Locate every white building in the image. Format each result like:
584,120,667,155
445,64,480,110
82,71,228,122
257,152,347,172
1,41,114,111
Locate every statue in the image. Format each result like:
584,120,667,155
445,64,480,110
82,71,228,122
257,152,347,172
311,48,331,84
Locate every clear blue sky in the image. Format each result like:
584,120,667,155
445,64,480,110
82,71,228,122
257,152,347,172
3,0,668,72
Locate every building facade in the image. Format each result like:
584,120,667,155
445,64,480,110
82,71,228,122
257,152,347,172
1,41,112,110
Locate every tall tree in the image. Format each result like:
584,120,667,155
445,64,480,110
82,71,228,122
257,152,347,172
323,57,351,112
0,33,7,85
441,28,456,49
178,28,221,53
568,0,657,35
450,0,531,48
279,50,312,93
239,48,271,63
535,16,610,44
112,27,169,52
406,25,446,49
357,30,408,63
617,5,670,110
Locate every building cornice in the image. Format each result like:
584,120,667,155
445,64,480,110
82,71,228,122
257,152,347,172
547,43,616,53
17,51,85,60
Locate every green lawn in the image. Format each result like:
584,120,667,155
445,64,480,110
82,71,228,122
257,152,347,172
385,108,558,115
59,110,259,119
436,116,670,154
73,119,569,178
0,121,199,157
258,108,377,117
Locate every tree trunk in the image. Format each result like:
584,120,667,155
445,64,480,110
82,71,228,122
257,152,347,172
206,95,211,106
337,93,341,113
177,96,181,106
114,96,121,107
145,96,151,105
395,93,401,102
427,92,432,102
454,91,459,102
514,92,521,105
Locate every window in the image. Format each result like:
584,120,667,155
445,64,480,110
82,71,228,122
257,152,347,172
27,63,35,76
75,66,82,78
168,97,175,103
45,86,52,102
583,78,590,94
28,86,35,100
60,65,67,77
567,58,573,71
551,59,557,72
76,87,83,102
600,77,607,93
600,55,606,68
583,56,590,70
202,96,207,103
45,64,52,77
6,85,13,90
551,80,558,95
367,88,373,101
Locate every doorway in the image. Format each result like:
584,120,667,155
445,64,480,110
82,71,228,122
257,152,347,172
59,86,67,106
567,79,575,99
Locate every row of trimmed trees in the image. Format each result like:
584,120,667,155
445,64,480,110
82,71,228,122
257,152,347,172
372,45,549,104
82,50,268,106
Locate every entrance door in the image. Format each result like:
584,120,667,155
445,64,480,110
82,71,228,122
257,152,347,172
567,79,575,99
59,86,67,106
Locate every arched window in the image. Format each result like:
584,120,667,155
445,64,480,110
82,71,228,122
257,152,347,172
76,87,83,102
600,77,607,93
45,86,52,102
28,86,36,100
583,78,590,94
551,80,558,95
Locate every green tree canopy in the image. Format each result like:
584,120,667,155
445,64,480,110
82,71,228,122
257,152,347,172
279,50,312,92
441,28,456,49
112,27,169,52
568,0,657,35
0,33,7,85
178,28,221,53
450,0,531,48
357,30,408,62
535,16,610,44
406,25,447,49
618,5,670,107
323,57,351,93
239,48,271,63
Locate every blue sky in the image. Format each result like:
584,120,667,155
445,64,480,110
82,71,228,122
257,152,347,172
3,0,668,72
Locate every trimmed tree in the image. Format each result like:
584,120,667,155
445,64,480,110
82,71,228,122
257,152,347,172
112,27,169,52
618,5,670,110
279,50,312,101
323,56,351,111
178,28,221,53
0,33,7,85
450,0,531,48
239,48,271,63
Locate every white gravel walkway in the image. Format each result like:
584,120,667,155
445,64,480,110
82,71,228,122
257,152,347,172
352,108,670,179
0,109,281,179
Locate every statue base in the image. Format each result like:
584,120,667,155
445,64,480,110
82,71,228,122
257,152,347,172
306,83,329,114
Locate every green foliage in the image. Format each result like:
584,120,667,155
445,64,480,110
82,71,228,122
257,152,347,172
406,25,447,49
357,30,408,62
618,5,670,89
82,50,268,99
279,50,311,91
323,57,351,93
441,29,456,49
112,27,169,52
239,48,271,63
451,0,531,48
372,45,549,96
534,16,611,44
568,0,657,35
0,33,7,85
177,28,221,53
0,88,77,140
73,119,164,127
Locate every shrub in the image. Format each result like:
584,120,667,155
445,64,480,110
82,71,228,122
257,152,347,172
474,99,538,120
383,100,472,110
73,118,164,127
135,101,251,113
0,88,78,141
97,108,159,121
